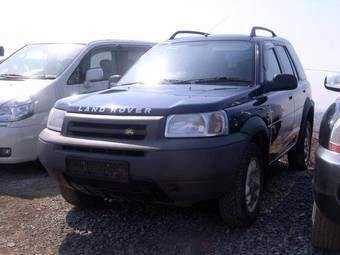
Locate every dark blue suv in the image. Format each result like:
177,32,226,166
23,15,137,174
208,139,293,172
38,27,314,227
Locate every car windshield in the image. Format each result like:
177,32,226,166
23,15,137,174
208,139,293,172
118,41,254,86
0,44,85,79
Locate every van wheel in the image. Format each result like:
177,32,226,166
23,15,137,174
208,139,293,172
288,120,312,171
312,202,340,251
60,185,104,207
219,143,264,227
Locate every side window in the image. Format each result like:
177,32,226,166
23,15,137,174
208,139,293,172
264,48,281,82
275,46,295,76
286,44,306,81
68,47,118,85
118,47,149,74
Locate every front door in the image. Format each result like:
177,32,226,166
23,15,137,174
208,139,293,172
65,46,118,95
263,44,296,161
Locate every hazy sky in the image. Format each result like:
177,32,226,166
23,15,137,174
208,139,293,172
1,0,339,111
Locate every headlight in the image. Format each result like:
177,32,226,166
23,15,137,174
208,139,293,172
0,98,34,122
165,111,228,138
329,119,340,152
47,108,66,132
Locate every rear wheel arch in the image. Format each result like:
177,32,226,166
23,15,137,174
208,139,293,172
301,98,315,130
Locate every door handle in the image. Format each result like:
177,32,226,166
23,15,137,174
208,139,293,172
289,95,293,100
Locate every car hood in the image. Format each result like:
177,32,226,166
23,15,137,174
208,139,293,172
58,84,258,116
0,79,52,104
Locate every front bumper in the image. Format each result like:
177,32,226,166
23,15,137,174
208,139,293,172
0,124,42,164
314,145,340,225
38,128,249,203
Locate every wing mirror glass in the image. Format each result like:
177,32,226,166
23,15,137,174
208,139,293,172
325,74,340,92
109,74,121,87
85,68,104,82
0,47,4,57
266,74,298,92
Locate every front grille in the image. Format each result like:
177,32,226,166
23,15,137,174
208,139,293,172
61,145,145,157
66,121,147,141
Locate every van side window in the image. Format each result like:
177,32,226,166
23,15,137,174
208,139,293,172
118,47,149,74
264,48,281,82
276,46,295,76
68,48,118,85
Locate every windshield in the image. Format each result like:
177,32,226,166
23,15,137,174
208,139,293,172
118,41,254,86
0,44,85,79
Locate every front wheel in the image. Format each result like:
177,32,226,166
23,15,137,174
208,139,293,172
288,120,312,171
219,143,264,227
312,202,340,251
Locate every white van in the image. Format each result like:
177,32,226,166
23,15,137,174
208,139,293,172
0,40,154,163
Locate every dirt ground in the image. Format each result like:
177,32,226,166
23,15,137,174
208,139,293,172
0,141,330,255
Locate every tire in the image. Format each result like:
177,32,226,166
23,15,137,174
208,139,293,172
219,143,264,227
60,185,104,207
312,202,340,251
288,120,312,171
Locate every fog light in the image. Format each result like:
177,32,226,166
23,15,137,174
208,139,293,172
0,148,11,157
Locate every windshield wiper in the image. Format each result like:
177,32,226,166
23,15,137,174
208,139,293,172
158,79,191,84
0,73,31,79
184,76,251,84
31,74,57,80
118,81,144,86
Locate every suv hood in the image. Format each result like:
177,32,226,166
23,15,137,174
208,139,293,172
59,84,257,116
0,79,52,104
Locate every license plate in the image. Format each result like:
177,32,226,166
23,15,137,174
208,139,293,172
66,158,129,182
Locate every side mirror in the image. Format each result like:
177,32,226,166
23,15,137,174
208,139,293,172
325,74,340,92
266,74,297,92
0,47,4,57
109,74,121,87
85,68,104,82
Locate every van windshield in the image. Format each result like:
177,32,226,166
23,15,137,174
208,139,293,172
0,44,85,80
118,41,254,86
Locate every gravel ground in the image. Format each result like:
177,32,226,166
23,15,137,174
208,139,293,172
0,157,336,255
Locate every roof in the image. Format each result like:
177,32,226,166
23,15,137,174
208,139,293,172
87,39,156,47
24,40,156,47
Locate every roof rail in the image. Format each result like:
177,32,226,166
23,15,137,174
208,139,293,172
250,26,276,38
169,30,210,40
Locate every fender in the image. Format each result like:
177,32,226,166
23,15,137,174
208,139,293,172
240,116,270,166
319,101,340,148
240,116,269,140
295,98,315,144
300,98,315,129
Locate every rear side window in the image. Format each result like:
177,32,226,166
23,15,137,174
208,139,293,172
286,44,306,81
276,46,295,76
264,48,281,82
118,47,150,74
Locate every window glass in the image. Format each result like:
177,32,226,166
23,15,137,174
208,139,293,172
90,51,112,68
264,49,281,82
0,44,84,79
286,44,306,80
118,47,149,74
118,41,254,86
68,48,118,85
276,46,295,75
